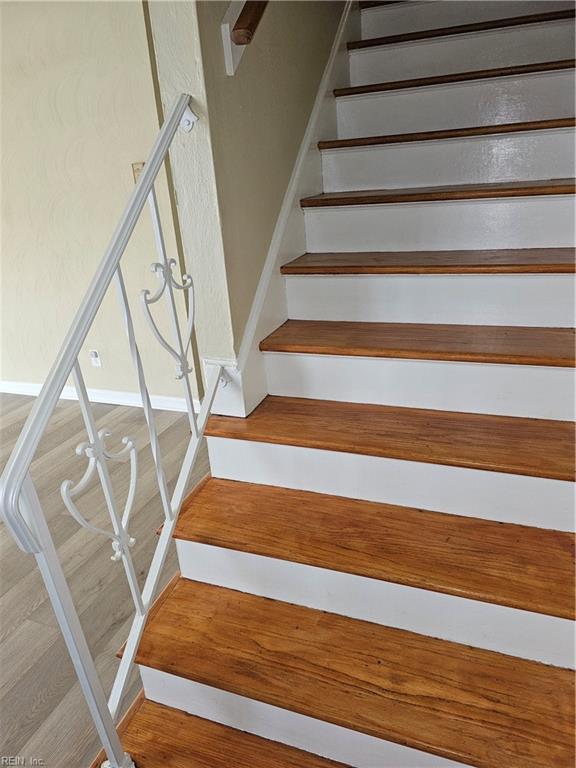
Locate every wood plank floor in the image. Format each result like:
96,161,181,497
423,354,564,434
177,478,576,618
0,393,208,767
205,395,575,481
260,320,576,366
281,248,576,274
135,578,575,768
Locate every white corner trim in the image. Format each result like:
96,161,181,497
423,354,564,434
0,380,199,414
236,0,355,373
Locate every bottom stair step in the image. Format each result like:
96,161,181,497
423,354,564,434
99,697,346,767
135,578,574,768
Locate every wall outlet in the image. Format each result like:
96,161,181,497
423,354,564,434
88,349,102,368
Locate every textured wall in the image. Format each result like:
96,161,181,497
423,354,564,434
196,0,345,348
146,0,236,365
0,1,200,397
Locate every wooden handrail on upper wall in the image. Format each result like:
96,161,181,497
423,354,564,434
231,1,269,45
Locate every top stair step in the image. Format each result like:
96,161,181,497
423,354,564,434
300,178,576,208
334,59,575,97
318,118,576,150
136,578,575,768
281,248,576,274
349,9,576,50
205,396,575,481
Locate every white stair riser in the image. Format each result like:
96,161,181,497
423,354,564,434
322,130,576,191
207,437,575,531
361,1,574,39
140,667,469,768
336,71,575,138
176,541,574,668
285,273,576,326
263,353,575,420
351,21,575,86
304,196,575,252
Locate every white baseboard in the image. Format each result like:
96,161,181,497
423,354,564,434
0,380,199,413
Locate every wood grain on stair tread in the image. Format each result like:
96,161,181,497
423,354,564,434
300,178,576,208
318,118,576,150
177,478,576,618
348,9,576,50
280,248,576,274
135,579,575,768
205,396,575,481
118,699,347,768
334,59,576,97
259,320,575,367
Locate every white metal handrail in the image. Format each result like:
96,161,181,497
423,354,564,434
0,93,221,768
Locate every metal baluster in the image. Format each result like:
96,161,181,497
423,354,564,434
108,363,222,720
71,362,144,616
141,183,198,435
114,266,174,523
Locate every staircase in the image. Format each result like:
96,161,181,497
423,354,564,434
107,2,575,765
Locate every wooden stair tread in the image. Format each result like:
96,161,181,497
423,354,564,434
116,698,346,767
348,9,576,50
281,248,576,274
318,118,576,150
136,579,575,768
334,59,576,97
177,478,575,618
205,396,575,481
259,320,575,367
301,178,575,208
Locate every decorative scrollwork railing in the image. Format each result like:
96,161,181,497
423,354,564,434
0,94,222,768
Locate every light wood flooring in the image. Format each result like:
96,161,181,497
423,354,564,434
0,393,209,767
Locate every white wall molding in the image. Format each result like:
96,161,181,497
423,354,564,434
0,380,198,413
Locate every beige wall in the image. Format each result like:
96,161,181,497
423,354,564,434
0,0,233,398
196,0,345,348
0,0,344,398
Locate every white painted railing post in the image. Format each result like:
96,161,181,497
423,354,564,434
19,475,135,768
